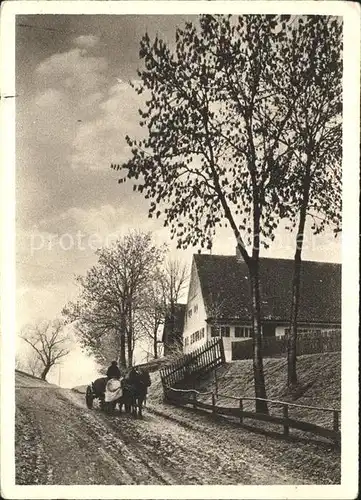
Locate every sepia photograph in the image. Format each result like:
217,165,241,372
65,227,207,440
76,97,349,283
1,1,359,499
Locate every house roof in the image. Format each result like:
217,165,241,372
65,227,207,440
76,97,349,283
194,254,341,324
162,303,186,342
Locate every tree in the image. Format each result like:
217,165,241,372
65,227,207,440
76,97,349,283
16,351,42,377
159,259,188,354
134,276,164,359
63,231,165,369
20,319,70,381
134,259,188,359
276,17,342,388
113,15,303,412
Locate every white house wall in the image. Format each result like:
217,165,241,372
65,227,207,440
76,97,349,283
183,259,208,354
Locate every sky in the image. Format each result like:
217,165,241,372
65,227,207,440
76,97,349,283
15,14,341,387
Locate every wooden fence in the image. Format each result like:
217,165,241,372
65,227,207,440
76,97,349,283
159,338,225,389
165,387,341,445
232,329,341,360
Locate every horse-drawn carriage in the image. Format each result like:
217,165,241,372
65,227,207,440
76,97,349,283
85,368,151,417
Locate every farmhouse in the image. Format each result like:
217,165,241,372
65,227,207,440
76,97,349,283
183,252,341,361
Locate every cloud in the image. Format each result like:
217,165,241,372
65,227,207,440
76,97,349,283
36,48,108,94
35,88,65,108
58,204,126,237
73,34,100,48
70,80,144,171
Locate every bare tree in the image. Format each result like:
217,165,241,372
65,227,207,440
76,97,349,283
63,231,165,369
16,351,42,377
135,277,164,359
133,259,188,360
160,259,188,354
20,319,70,381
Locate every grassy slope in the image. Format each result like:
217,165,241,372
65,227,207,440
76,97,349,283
149,352,341,426
147,352,341,484
73,353,341,429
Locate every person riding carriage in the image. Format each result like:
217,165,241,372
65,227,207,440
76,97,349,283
85,362,151,417
106,360,121,380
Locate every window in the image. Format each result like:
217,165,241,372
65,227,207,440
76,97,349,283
194,304,198,313
188,309,192,318
211,326,220,338
235,327,252,338
211,326,230,338
221,326,230,337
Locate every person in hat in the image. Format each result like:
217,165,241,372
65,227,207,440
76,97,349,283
106,360,121,380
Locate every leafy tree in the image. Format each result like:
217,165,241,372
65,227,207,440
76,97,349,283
63,231,165,369
20,319,70,381
113,15,304,412
276,17,342,388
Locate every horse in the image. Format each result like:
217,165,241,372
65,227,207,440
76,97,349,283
121,368,151,418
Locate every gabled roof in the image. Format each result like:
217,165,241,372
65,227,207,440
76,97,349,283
162,303,186,342
193,254,341,324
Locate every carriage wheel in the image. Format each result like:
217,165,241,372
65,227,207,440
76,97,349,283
85,386,93,409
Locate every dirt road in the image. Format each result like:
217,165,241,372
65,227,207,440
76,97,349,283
15,372,338,485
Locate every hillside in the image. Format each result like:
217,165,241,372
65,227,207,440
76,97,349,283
148,352,341,435
75,353,340,427
149,352,339,400
145,352,341,484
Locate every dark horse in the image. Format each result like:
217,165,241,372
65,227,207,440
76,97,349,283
120,368,151,417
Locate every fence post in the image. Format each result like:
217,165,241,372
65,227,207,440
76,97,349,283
212,392,216,416
219,337,226,363
239,398,243,424
333,410,340,433
283,404,289,437
193,390,197,409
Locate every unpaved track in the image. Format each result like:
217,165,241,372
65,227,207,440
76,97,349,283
16,372,312,485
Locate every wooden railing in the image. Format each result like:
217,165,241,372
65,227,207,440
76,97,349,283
159,338,225,389
165,387,341,445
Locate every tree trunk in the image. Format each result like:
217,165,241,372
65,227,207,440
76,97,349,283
127,326,133,368
120,313,127,369
249,258,268,414
288,164,312,388
153,327,158,359
41,364,51,381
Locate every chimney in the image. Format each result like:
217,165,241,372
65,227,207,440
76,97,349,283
235,245,243,263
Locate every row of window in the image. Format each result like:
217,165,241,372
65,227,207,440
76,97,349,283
235,326,253,338
211,326,230,338
211,326,252,338
191,327,204,344
284,328,322,335
184,327,205,347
